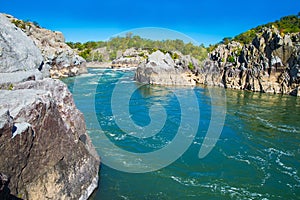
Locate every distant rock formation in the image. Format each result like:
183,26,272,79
135,50,198,85
134,28,300,96
112,48,148,68
0,13,99,199
201,28,300,96
4,14,87,78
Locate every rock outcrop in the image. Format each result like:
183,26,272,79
0,14,47,86
0,13,100,199
135,50,197,85
201,28,300,96
0,79,100,199
134,28,300,96
112,48,148,68
4,14,87,78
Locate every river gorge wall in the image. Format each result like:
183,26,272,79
200,28,300,96
0,13,99,199
134,28,300,96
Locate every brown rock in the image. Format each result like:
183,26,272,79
0,79,100,199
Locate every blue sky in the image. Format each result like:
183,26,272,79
0,0,299,46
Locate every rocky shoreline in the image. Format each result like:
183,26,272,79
4,14,87,79
0,13,99,199
134,28,300,96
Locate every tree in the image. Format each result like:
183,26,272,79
221,37,232,45
126,32,133,39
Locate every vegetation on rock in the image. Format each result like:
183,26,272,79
233,14,300,44
207,14,300,52
66,35,208,62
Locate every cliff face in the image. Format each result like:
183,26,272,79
201,28,300,96
135,28,300,96
4,14,87,78
0,13,99,199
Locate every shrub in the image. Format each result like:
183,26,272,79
227,56,235,63
171,52,179,60
188,62,194,70
8,84,13,90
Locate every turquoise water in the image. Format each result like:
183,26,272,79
63,68,300,200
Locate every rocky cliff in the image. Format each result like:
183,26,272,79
0,13,99,199
200,27,300,96
135,28,300,96
4,14,87,78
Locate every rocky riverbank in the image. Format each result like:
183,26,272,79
0,13,100,199
4,14,87,78
135,27,300,96
200,27,300,96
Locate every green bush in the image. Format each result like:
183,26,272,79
227,56,235,63
171,52,179,60
188,62,195,70
8,84,13,90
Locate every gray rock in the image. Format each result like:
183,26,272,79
4,14,87,78
203,27,300,96
0,14,43,74
0,69,43,87
135,50,196,85
147,50,175,69
111,48,148,68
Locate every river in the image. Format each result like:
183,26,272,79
62,68,300,200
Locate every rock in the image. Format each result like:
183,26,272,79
0,14,43,74
0,173,10,200
0,14,48,88
202,27,300,96
135,50,196,85
0,12,100,200
0,79,100,199
111,48,148,68
4,13,87,78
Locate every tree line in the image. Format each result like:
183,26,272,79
67,13,300,60
66,35,208,62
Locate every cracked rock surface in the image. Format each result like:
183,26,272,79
0,12,100,200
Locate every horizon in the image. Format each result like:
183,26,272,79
0,0,299,46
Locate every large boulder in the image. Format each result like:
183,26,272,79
135,50,196,85
0,79,100,199
0,14,47,86
4,14,87,78
0,14,43,73
0,12,100,199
